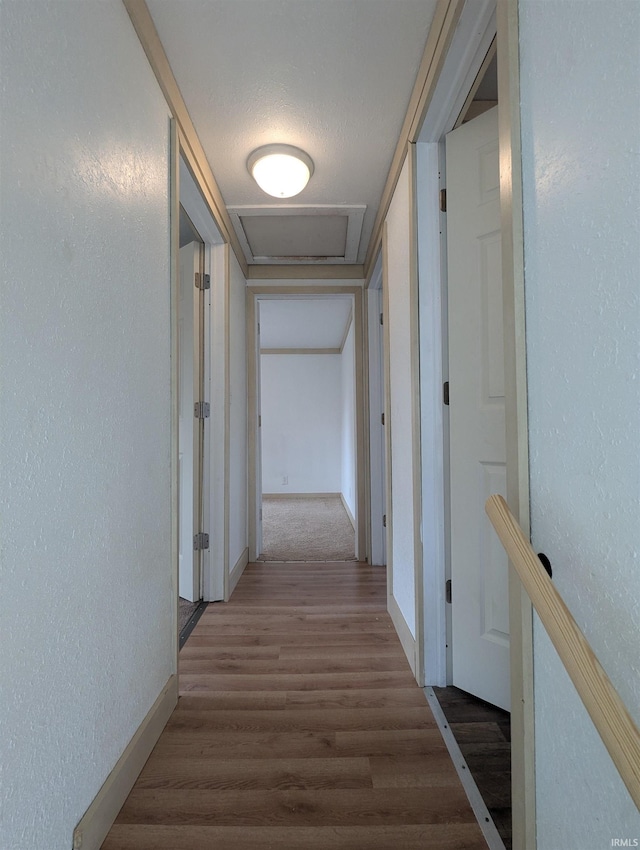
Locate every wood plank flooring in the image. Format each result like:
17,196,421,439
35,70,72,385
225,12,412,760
102,562,488,850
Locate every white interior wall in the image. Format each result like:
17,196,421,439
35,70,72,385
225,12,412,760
340,319,356,519
261,354,342,494
0,3,173,847
519,2,640,845
385,157,417,636
228,252,248,570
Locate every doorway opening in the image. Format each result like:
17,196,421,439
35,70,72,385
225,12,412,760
256,295,357,562
176,152,226,650
248,288,366,565
414,8,518,845
177,204,207,643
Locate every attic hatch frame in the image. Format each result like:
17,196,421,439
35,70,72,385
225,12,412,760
228,204,366,266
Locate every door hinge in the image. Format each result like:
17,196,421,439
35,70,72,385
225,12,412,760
443,381,449,406
383,514,387,528
380,312,384,326
195,272,210,290
194,401,210,419
259,508,263,521
446,579,452,603
439,188,447,212
258,414,262,427
381,412,385,425
194,532,210,551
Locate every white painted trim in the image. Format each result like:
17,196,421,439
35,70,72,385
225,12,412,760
260,348,341,355
381,225,394,602
123,1,248,275
497,0,535,845
207,243,228,601
223,244,231,601
179,153,226,604
416,140,447,687
408,145,425,689
228,204,366,266
416,0,497,143
340,493,356,531
179,157,224,247
410,1,535,844
247,265,365,280
388,592,416,677
228,546,249,597
170,121,180,672
339,307,354,354
364,0,466,278
263,492,341,499
72,675,178,850
424,687,507,850
366,271,386,567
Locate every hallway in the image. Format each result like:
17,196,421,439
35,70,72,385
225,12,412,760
101,562,488,849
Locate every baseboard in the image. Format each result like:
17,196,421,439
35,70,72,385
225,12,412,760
72,674,178,850
340,493,356,530
388,592,417,678
263,492,341,499
228,546,249,596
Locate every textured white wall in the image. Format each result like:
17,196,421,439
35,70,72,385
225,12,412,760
261,355,342,494
0,3,172,848
229,253,248,568
340,320,357,518
385,158,416,636
519,1,640,845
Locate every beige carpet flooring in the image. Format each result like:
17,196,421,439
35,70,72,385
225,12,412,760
260,495,356,561
179,598,199,633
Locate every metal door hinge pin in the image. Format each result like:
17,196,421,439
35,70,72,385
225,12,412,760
194,532,210,551
194,401,210,419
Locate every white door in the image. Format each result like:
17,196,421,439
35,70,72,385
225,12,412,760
255,303,263,557
178,242,202,602
446,107,510,711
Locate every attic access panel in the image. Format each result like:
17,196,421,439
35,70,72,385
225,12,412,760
228,205,366,264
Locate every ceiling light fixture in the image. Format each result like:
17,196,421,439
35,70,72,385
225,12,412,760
247,144,314,199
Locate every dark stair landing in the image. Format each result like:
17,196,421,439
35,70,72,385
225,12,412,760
433,685,511,849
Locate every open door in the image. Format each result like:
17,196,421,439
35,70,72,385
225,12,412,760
255,301,263,557
446,106,510,711
178,240,204,602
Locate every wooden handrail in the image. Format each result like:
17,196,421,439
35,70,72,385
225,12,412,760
485,494,640,809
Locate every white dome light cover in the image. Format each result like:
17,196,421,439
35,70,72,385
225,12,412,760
247,144,314,198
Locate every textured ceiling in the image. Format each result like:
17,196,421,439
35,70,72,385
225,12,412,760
146,0,439,264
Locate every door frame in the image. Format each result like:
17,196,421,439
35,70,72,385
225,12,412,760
413,0,534,846
247,285,366,563
178,147,226,603
366,254,387,567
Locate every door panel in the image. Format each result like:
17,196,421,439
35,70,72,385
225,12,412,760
446,107,510,711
